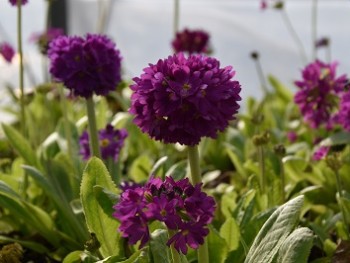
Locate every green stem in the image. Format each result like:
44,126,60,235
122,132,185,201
311,0,318,60
187,145,209,263
17,0,25,136
86,97,101,158
281,9,308,64
254,58,268,96
258,146,266,195
58,85,74,161
279,158,285,203
168,230,181,263
173,0,180,35
334,170,350,238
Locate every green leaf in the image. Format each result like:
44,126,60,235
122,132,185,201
220,217,240,252
320,131,350,146
62,251,83,263
128,154,152,183
267,75,292,102
244,195,304,263
80,157,120,258
276,227,314,263
208,225,228,263
2,124,41,169
150,229,172,263
226,147,247,177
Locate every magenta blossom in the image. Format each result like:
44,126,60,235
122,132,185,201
130,53,241,146
9,0,28,5
336,90,350,132
79,124,127,161
312,146,330,161
48,34,122,98
0,42,15,63
294,60,347,128
113,176,216,254
172,28,211,55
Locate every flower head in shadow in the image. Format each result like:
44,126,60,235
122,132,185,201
48,34,122,98
130,53,241,146
0,42,15,63
172,28,211,55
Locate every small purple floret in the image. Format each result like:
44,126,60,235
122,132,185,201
172,28,211,54
130,53,241,146
0,42,15,63
9,0,28,6
79,124,127,161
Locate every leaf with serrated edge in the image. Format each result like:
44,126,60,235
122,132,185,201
244,195,304,263
80,157,120,258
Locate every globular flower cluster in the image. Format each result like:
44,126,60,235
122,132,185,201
172,28,211,54
113,176,216,254
0,42,15,63
9,0,28,6
294,60,347,129
130,53,241,146
79,124,127,161
48,34,122,98
30,28,64,55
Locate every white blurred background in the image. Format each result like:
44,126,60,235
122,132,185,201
1,0,350,121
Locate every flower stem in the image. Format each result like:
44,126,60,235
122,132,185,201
187,145,209,263
17,0,26,137
86,97,101,158
254,58,269,96
173,0,180,35
168,230,181,263
279,157,285,203
334,170,350,237
58,85,74,162
258,145,266,195
280,9,308,64
311,0,318,60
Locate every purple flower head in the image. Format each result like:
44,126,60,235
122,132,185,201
130,53,241,146
119,181,142,192
48,34,122,98
0,42,15,63
79,124,127,161
172,28,211,55
113,176,216,254
9,0,28,6
312,146,329,161
30,28,64,55
336,89,350,131
294,60,347,128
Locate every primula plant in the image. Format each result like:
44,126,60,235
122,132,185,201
1,0,350,263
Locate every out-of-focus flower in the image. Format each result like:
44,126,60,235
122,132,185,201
0,42,15,63
9,0,28,6
113,176,216,254
336,90,350,132
312,145,329,161
30,28,64,55
48,34,122,98
79,124,127,161
172,28,211,54
294,60,347,128
130,53,241,146
315,37,330,49
287,131,297,143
